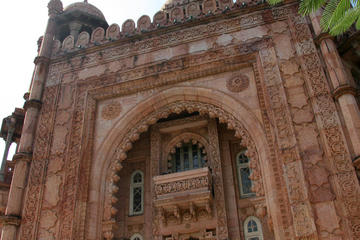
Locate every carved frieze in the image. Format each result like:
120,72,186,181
154,168,211,197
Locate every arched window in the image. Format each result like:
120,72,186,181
236,150,255,198
244,216,263,240
167,142,206,173
129,171,144,216
130,233,143,240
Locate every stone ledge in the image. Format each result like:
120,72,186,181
12,152,33,163
0,215,21,226
332,84,358,100
24,99,43,111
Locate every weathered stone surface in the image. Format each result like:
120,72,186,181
3,1,359,240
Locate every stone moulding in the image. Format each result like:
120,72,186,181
50,3,294,66
22,13,330,237
99,99,265,239
153,167,212,198
79,51,274,240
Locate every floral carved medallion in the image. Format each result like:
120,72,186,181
226,74,250,93
101,102,122,120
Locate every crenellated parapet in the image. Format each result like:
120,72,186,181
52,0,267,56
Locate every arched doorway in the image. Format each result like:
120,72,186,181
85,87,281,240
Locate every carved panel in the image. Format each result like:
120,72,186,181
289,15,360,239
20,86,59,239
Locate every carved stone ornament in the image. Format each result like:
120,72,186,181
101,102,122,120
48,0,63,16
226,74,250,92
203,0,217,13
171,7,184,22
62,35,74,50
76,31,90,48
122,19,136,35
91,27,105,43
186,3,201,17
52,40,61,54
103,101,264,239
137,15,152,32
106,24,121,40
153,11,167,25
218,0,233,9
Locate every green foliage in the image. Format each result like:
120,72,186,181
267,0,360,35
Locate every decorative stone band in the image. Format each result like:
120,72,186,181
12,152,33,163
24,99,43,111
33,56,50,65
0,215,21,226
102,219,116,240
153,167,212,197
313,32,334,46
332,84,358,100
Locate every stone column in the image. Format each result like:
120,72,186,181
0,1,62,240
0,117,16,181
310,11,360,159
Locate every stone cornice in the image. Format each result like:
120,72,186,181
314,32,334,46
24,99,43,111
0,215,21,226
34,56,51,65
12,152,33,163
49,3,296,68
332,84,358,100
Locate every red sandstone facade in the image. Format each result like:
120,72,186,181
1,0,360,239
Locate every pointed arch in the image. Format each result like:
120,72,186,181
86,86,278,239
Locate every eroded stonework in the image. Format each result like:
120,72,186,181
2,0,360,240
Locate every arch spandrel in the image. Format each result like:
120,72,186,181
88,86,276,239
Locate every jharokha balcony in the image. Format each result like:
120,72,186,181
153,167,214,228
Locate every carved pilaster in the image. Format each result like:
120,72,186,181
207,119,229,239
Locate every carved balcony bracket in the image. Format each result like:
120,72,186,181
153,167,215,231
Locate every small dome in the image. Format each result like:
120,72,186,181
64,2,105,21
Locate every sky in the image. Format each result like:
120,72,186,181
0,0,164,161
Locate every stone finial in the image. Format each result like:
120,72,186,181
48,0,63,16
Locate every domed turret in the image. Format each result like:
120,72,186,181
64,1,106,22
55,1,108,41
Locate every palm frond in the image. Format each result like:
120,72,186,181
329,0,352,26
356,8,360,29
299,0,327,15
267,0,284,5
321,0,341,30
329,7,360,34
